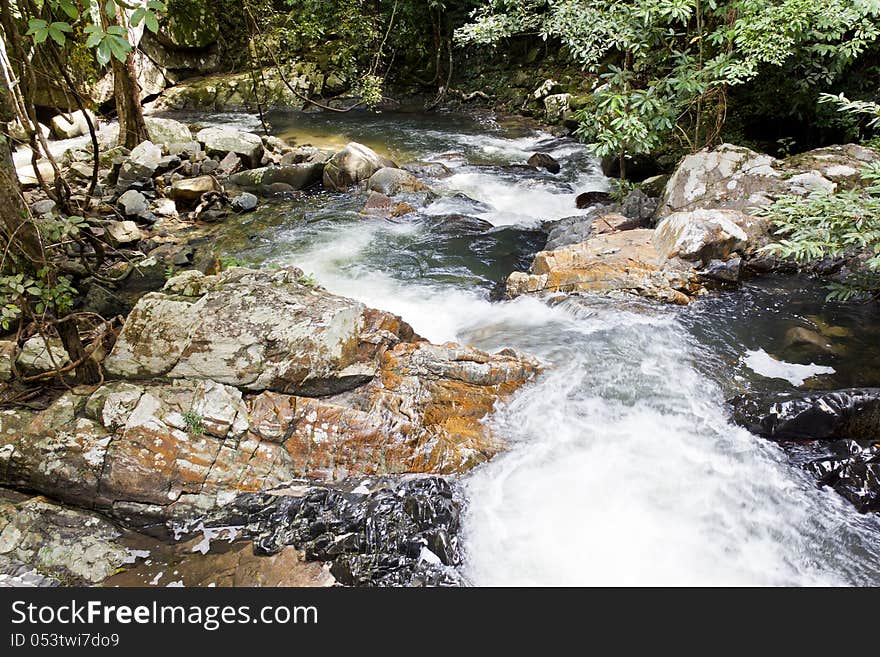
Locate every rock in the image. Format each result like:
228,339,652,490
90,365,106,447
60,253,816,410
590,212,646,235
49,109,95,139
230,192,258,213
116,141,163,192
104,267,419,394
576,190,611,209
145,117,191,145
156,0,219,49
506,229,700,304
0,495,131,584
323,142,397,191
196,127,264,167
783,326,842,355
401,161,452,179
3,345,539,523
16,336,69,375
117,189,148,217
621,189,658,222
730,388,880,442
367,167,428,196
699,257,742,283
30,199,56,216
106,220,142,247
227,163,323,195
16,160,55,188
527,153,561,174
0,341,16,381
218,151,241,175
532,79,560,100
151,197,178,218
202,477,463,586
168,175,219,203
166,141,202,157
544,93,572,123
653,209,750,265
803,440,880,513
360,191,416,218
640,174,670,198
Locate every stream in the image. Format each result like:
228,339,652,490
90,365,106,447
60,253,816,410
171,110,880,584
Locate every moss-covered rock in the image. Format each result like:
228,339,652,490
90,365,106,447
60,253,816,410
157,0,219,50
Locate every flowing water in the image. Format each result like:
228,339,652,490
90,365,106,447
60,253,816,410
200,109,880,586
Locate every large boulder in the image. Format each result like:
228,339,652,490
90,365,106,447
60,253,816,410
104,267,420,394
195,127,264,167
145,117,191,145
730,388,880,442
49,109,95,139
168,175,220,203
653,209,751,265
506,229,700,304
156,0,219,49
656,143,880,219
227,163,323,195
323,142,397,191
366,167,428,196
1,347,539,523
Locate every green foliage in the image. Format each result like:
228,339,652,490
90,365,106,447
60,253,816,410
182,410,205,436
218,255,246,269
458,0,880,165
296,272,319,288
26,0,166,67
758,166,880,301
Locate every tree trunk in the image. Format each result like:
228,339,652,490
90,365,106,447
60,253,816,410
0,70,42,273
113,50,148,149
56,316,102,385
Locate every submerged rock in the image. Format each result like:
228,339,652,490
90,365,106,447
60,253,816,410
506,229,700,304
367,167,428,196
527,152,560,174
804,440,880,513
730,388,880,442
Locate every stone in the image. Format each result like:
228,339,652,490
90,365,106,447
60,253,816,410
104,267,420,394
151,197,178,218
3,347,539,523
590,212,646,235
49,109,95,139
783,326,842,355
0,496,130,584
803,440,880,513
323,142,397,191
401,161,452,179
621,189,658,222
218,151,241,175
145,117,191,145
117,189,148,217
116,141,163,192
506,229,700,304
653,209,751,265
30,199,56,215
360,191,416,218
532,79,560,100
527,153,561,174
544,93,572,123
0,341,16,381
230,192,258,213
168,175,219,203
699,257,742,284
16,160,55,188
16,336,69,375
106,220,142,247
366,167,428,196
156,0,219,49
730,388,880,442
227,163,323,195
576,190,611,209
166,141,201,157
196,127,264,167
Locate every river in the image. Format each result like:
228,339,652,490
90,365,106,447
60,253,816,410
174,109,880,585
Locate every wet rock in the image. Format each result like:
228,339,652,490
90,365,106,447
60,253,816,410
196,127,264,167
527,153,561,174
145,117,191,145
16,336,69,375
227,163,323,195
730,388,880,442
168,175,219,204
3,342,538,524
653,209,750,265
0,495,130,584
200,477,464,587
621,189,658,222
506,229,700,304
323,142,397,191
117,189,148,217
106,220,142,247
699,257,742,284
576,190,611,209
367,167,428,196
230,192,258,213
783,326,840,355
360,191,416,218
401,161,452,179
104,267,420,394
803,440,880,513
49,109,95,139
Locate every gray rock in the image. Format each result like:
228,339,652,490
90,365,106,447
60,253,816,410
196,127,264,167
218,151,241,175
367,167,428,196
323,142,397,191
527,153,561,174
30,199,56,216
230,192,258,213
49,109,95,139
227,163,323,195
166,141,202,157
168,175,219,203
16,336,69,375
106,220,142,247
145,117,191,145
117,189,148,217
653,209,750,264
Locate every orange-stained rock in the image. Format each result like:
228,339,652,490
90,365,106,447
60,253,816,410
506,229,700,304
